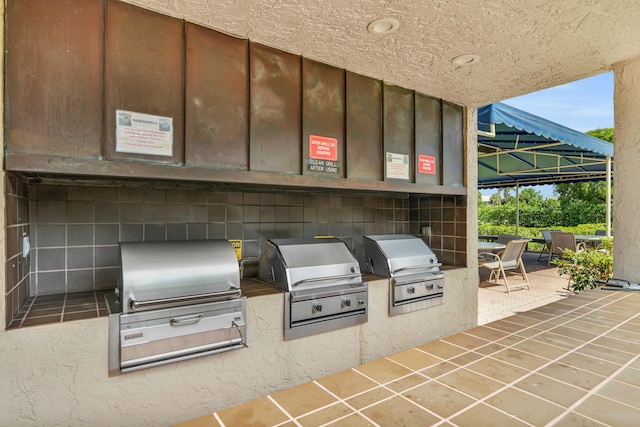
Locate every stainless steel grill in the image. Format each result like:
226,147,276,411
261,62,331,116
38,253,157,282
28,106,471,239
258,238,367,340
359,234,444,316
107,240,247,376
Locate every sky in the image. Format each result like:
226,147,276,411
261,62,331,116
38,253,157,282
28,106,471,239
480,72,614,199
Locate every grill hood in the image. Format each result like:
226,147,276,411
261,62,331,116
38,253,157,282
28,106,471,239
119,240,240,314
360,234,441,279
257,237,367,340
108,239,247,375
258,238,362,292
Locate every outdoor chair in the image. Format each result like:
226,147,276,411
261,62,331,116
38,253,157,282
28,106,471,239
537,229,562,261
496,234,522,244
594,230,607,247
479,239,531,293
548,232,586,266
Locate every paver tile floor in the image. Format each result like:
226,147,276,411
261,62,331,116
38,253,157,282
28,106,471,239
177,254,640,426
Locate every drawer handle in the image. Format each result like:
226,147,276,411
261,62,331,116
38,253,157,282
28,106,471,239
170,313,203,326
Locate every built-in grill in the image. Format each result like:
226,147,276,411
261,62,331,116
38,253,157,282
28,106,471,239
359,234,444,316
258,238,367,340
106,240,247,376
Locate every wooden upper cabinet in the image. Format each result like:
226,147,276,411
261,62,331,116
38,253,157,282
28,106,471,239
5,0,103,160
302,59,345,178
443,102,465,187
415,93,442,186
346,72,383,181
383,84,414,183
249,43,301,174
185,24,249,170
104,0,185,165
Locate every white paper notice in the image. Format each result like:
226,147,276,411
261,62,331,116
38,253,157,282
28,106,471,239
116,110,173,156
385,152,410,180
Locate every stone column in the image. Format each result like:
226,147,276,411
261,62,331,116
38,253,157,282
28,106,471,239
612,55,640,281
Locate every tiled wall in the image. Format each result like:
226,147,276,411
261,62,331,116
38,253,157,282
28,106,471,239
414,195,468,266
6,175,467,303
5,174,31,327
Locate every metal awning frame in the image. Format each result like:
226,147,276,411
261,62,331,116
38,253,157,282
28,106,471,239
479,146,609,177
477,102,614,236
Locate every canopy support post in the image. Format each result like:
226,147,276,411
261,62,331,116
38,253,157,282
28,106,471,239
515,182,520,235
606,155,612,237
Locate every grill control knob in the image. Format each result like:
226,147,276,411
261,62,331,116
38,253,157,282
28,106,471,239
341,297,351,308
426,283,434,291
312,302,323,313
407,286,415,294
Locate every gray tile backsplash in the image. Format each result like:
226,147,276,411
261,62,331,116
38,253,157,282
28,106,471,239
5,174,30,327
5,174,467,326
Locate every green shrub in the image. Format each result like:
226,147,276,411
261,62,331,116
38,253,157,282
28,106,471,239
554,238,613,292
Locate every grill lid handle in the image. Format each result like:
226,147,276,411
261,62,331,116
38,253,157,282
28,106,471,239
129,288,242,311
293,273,361,287
390,263,442,275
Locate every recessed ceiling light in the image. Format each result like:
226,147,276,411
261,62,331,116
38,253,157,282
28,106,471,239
367,18,400,35
451,54,480,66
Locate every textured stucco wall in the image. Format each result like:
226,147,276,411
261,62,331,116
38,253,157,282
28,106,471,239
612,56,640,282
0,1,479,417
0,0,5,329
1,107,480,425
2,271,475,426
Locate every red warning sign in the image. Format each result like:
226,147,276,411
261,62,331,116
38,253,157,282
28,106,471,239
418,154,436,174
309,135,338,161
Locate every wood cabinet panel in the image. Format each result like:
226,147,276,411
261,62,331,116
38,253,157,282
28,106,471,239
249,43,301,174
5,0,103,159
415,93,442,186
383,84,414,182
443,102,465,187
185,23,249,170
346,72,382,181
302,59,345,178
104,0,184,165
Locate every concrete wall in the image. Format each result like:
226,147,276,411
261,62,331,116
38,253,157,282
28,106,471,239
0,102,480,425
0,2,482,424
613,56,640,282
2,270,476,426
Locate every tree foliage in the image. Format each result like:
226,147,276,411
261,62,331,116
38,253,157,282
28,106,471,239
479,127,613,229
586,127,614,143
555,238,613,292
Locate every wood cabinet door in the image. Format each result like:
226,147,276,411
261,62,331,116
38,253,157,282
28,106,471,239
443,102,465,187
383,84,414,183
5,0,103,159
249,43,301,174
302,59,345,178
104,0,184,165
185,23,249,170
415,93,442,186
346,73,383,181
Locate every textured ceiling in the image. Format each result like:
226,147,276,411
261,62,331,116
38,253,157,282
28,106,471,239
123,0,640,107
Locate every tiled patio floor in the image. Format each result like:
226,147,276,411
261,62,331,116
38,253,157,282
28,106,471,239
478,251,574,325
178,256,640,427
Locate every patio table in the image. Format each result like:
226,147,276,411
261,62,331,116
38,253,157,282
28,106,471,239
478,241,506,252
574,234,603,248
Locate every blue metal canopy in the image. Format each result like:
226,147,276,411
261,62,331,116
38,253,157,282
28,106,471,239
477,102,613,188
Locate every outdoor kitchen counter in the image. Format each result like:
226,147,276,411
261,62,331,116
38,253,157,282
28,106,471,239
240,273,388,298
240,278,283,298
